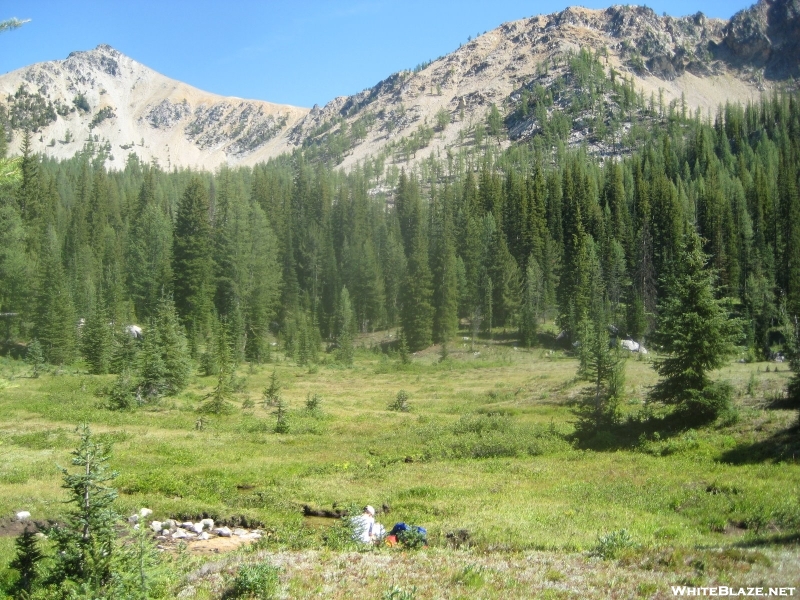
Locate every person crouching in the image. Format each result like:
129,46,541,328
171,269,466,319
351,505,384,544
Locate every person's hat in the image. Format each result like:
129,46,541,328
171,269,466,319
365,505,375,515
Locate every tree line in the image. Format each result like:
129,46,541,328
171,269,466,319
1,89,800,418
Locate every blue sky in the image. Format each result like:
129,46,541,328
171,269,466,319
2,0,754,108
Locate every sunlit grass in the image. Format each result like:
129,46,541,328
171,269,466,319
0,338,798,597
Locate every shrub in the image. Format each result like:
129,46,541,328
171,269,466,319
231,562,280,599
389,390,410,412
591,529,636,560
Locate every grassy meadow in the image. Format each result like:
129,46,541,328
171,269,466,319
0,332,798,598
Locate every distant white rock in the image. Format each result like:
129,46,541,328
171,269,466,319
16,511,31,521
139,507,153,518
150,521,162,533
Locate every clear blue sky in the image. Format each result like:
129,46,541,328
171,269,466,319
1,0,753,109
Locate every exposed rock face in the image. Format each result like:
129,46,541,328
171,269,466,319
716,0,800,78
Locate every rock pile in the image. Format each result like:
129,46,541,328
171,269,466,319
129,509,262,545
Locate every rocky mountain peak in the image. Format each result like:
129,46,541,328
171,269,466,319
717,0,800,77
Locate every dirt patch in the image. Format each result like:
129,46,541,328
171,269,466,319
0,517,49,537
172,535,257,555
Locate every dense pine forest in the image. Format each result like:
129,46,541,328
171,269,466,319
1,50,800,424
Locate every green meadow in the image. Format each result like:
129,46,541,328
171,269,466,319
0,336,798,598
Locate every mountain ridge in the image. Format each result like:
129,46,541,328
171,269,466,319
1,0,797,171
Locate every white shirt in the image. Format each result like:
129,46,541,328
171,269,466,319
351,513,377,543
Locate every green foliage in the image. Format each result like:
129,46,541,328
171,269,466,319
9,527,44,596
273,398,289,433
383,586,418,600
173,177,213,341
388,389,410,412
89,107,115,129
33,227,77,365
575,319,625,435
7,86,57,131
650,232,742,423
81,296,114,374
230,562,281,599
47,424,119,594
591,529,636,560
263,369,281,407
111,523,167,600
25,339,45,377
107,368,138,410
305,392,321,412
334,286,355,366
72,94,90,113
486,103,503,138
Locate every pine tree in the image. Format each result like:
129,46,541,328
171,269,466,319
400,225,434,351
137,319,167,400
126,179,173,322
81,292,113,374
173,177,213,345
649,231,741,423
33,227,77,365
263,369,281,407
519,256,544,347
575,318,625,436
334,286,355,366
48,424,119,595
431,186,459,343
26,338,45,377
155,295,192,395
10,526,43,596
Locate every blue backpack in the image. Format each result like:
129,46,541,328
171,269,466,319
389,522,427,540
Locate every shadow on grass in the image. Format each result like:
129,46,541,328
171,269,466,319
570,410,696,451
732,532,800,547
718,423,800,464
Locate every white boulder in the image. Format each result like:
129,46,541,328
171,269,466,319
16,511,31,521
214,526,232,537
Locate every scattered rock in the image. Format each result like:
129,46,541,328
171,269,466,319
214,526,232,537
233,528,248,537
16,511,31,521
139,508,153,518
150,521,163,533
164,519,177,531
128,514,139,525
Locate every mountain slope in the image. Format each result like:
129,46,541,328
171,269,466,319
0,44,308,170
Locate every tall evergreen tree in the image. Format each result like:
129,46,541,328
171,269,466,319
334,286,355,366
649,231,741,423
173,177,213,344
81,291,113,375
34,227,77,365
